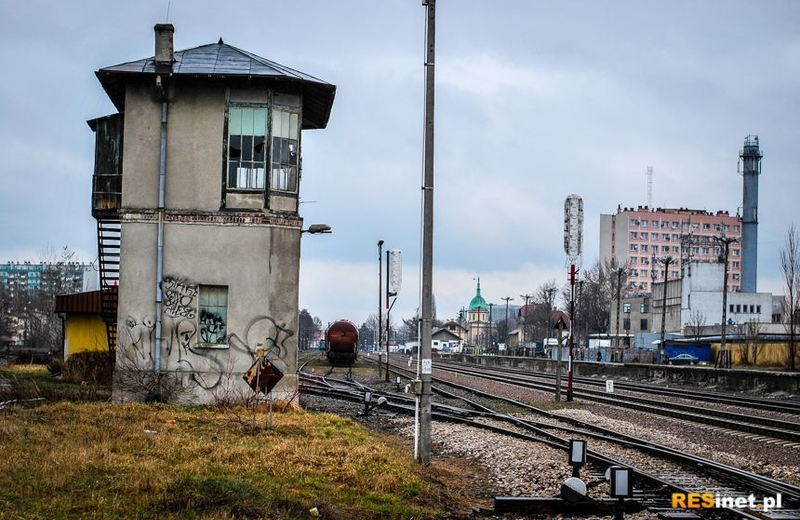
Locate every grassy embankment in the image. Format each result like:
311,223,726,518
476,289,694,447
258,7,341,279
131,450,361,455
0,363,468,520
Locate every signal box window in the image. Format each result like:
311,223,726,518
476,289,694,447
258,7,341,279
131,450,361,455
199,285,228,346
227,107,267,190
271,110,300,193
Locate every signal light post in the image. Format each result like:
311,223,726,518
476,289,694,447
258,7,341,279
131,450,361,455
564,195,583,402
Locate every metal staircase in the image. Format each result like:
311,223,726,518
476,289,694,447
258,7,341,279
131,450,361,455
97,220,121,354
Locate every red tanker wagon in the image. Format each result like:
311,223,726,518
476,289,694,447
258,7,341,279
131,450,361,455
325,319,359,367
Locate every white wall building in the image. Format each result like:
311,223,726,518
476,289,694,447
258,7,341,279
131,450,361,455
681,262,772,331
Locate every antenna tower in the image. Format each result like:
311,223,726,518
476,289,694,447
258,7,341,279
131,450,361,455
646,166,653,208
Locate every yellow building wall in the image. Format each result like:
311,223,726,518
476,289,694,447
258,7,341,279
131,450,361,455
711,341,800,368
64,315,109,358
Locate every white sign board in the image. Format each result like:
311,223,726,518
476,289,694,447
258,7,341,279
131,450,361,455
421,359,432,374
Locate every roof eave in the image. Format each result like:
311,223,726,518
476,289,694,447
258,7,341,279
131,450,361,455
94,70,335,129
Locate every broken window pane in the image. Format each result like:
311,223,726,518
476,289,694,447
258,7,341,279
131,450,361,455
270,110,300,193
227,107,267,190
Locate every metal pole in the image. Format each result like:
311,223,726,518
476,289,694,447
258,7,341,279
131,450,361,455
385,250,391,382
502,297,512,353
717,236,736,368
520,294,532,356
615,268,623,352
418,0,436,465
555,321,562,401
567,264,576,401
488,302,494,354
377,240,383,376
659,256,673,363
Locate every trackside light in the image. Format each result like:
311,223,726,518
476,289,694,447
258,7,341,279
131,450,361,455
568,439,587,477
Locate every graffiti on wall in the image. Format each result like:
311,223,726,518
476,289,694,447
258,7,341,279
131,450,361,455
117,275,294,395
199,310,226,344
162,277,198,318
121,316,155,361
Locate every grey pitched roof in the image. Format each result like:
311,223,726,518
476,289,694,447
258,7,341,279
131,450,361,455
96,41,335,129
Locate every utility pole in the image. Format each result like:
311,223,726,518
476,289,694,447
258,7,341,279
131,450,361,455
377,240,383,377
502,296,513,352
715,235,737,368
417,0,435,465
520,294,532,356
612,265,627,354
657,256,674,363
487,302,494,354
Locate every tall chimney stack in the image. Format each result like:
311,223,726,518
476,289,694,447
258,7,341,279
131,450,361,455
740,135,762,293
154,24,175,68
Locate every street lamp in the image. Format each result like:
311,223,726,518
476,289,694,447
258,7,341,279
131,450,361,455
301,224,332,234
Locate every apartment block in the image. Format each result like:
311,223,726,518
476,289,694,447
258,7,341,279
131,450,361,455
600,206,742,294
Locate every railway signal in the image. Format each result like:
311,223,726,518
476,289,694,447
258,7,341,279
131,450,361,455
564,195,584,402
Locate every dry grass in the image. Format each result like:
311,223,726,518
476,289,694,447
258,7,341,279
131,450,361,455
0,362,472,520
0,400,461,519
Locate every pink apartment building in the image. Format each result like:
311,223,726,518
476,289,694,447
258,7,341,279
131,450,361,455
600,206,742,294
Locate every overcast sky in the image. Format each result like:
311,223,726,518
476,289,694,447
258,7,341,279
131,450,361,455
1,0,798,329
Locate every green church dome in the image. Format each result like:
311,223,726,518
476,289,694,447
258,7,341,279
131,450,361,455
468,278,488,310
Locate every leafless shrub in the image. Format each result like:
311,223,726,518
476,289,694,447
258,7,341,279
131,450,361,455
113,348,192,403
63,352,114,385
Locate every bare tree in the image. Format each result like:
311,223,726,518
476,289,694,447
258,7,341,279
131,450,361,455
780,222,800,370
362,313,381,346
740,319,763,366
685,309,707,341
400,310,420,345
532,279,559,343
363,313,397,347
19,245,85,354
576,261,612,339
298,309,321,351
0,285,12,350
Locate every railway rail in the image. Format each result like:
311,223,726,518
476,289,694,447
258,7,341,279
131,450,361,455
299,355,800,519
431,360,800,446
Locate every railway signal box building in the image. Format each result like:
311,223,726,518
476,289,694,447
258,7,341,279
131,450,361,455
89,24,335,403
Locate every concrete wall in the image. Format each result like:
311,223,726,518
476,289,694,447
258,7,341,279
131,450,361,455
113,80,302,404
451,354,800,394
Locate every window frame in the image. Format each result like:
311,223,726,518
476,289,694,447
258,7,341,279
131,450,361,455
225,105,269,192
270,109,301,194
222,94,304,203
197,285,229,347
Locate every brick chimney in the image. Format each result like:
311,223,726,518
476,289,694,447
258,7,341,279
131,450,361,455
154,24,175,67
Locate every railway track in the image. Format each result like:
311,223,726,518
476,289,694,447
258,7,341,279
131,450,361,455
299,357,800,519
437,359,800,415
431,360,800,446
